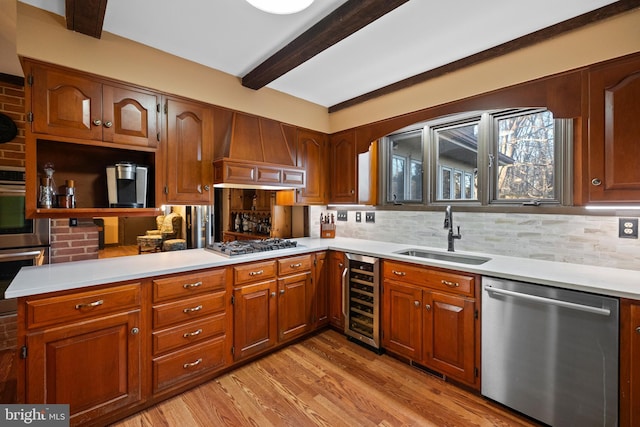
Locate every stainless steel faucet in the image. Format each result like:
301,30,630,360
444,205,461,252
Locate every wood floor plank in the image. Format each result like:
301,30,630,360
111,330,540,427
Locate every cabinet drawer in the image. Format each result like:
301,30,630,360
278,254,312,276
153,291,226,328
384,261,475,297
153,336,226,393
233,260,276,285
153,268,227,303
25,283,140,329
152,313,227,356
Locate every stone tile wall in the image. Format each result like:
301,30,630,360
310,206,640,271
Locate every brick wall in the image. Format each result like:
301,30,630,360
50,219,100,263
0,315,17,351
0,80,25,167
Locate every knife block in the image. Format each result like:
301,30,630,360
320,223,335,238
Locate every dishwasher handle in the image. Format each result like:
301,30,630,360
485,285,611,316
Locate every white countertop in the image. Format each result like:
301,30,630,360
6,237,640,300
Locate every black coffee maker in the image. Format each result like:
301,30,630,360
106,162,148,208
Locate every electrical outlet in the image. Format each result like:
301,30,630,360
365,212,375,223
355,212,362,222
619,218,638,239
69,218,78,227
336,211,348,221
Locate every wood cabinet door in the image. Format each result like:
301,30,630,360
423,291,476,386
25,310,143,424
233,280,277,361
277,272,312,342
329,131,357,204
621,300,640,427
295,129,327,204
314,252,329,326
382,280,422,361
102,84,160,148
328,251,346,329
31,65,103,140
588,55,640,202
165,97,214,204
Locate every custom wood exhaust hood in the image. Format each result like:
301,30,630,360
213,111,305,189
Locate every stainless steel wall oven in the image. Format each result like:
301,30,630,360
343,253,380,350
0,166,50,315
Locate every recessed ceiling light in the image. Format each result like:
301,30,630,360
246,0,314,15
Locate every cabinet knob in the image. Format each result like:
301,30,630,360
92,119,102,126
636,326,640,334
414,300,420,307
130,327,139,335
203,184,210,191
425,304,431,311
103,121,113,128
591,178,602,186
270,291,276,297
279,289,285,295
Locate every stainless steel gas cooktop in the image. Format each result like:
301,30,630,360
206,238,299,257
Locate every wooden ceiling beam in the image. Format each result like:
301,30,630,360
65,0,108,39
242,0,410,90
328,0,640,112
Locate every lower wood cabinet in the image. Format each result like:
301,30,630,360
620,299,640,426
233,278,278,360
382,260,480,389
19,282,146,426
328,251,346,329
150,268,231,396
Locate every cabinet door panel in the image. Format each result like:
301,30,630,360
423,292,475,385
330,131,357,204
26,310,142,423
588,56,640,202
328,252,346,329
382,280,422,360
165,98,213,203
32,66,102,140
314,252,329,326
233,280,277,360
296,129,326,204
278,272,312,342
102,85,159,148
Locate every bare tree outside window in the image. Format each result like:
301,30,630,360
496,110,555,200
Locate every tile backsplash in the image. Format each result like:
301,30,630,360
310,206,640,271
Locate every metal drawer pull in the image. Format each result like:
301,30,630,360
441,280,459,288
249,270,264,276
183,305,203,313
290,263,302,268
75,299,104,310
183,281,203,289
392,270,406,276
183,328,203,338
183,358,202,369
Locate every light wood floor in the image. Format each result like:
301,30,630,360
111,330,540,427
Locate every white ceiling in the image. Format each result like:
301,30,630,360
18,0,619,108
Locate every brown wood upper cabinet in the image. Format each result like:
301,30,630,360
27,60,160,149
587,54,640,203
163,97,214,204
329,130,357,204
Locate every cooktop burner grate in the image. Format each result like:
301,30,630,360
206,238,299,257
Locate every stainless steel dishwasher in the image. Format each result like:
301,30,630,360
482,277,619,426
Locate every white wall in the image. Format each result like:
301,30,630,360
309,206,640,271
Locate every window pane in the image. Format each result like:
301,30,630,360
496,111,555,200
387,130,423,203
435,122,479,201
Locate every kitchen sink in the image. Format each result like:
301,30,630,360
394,249,491,265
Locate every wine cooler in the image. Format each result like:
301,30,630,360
343,253,380,349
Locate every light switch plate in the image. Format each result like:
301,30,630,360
619,218,638,239
336,211,348,221
365,212,375,223
355,212,362,222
